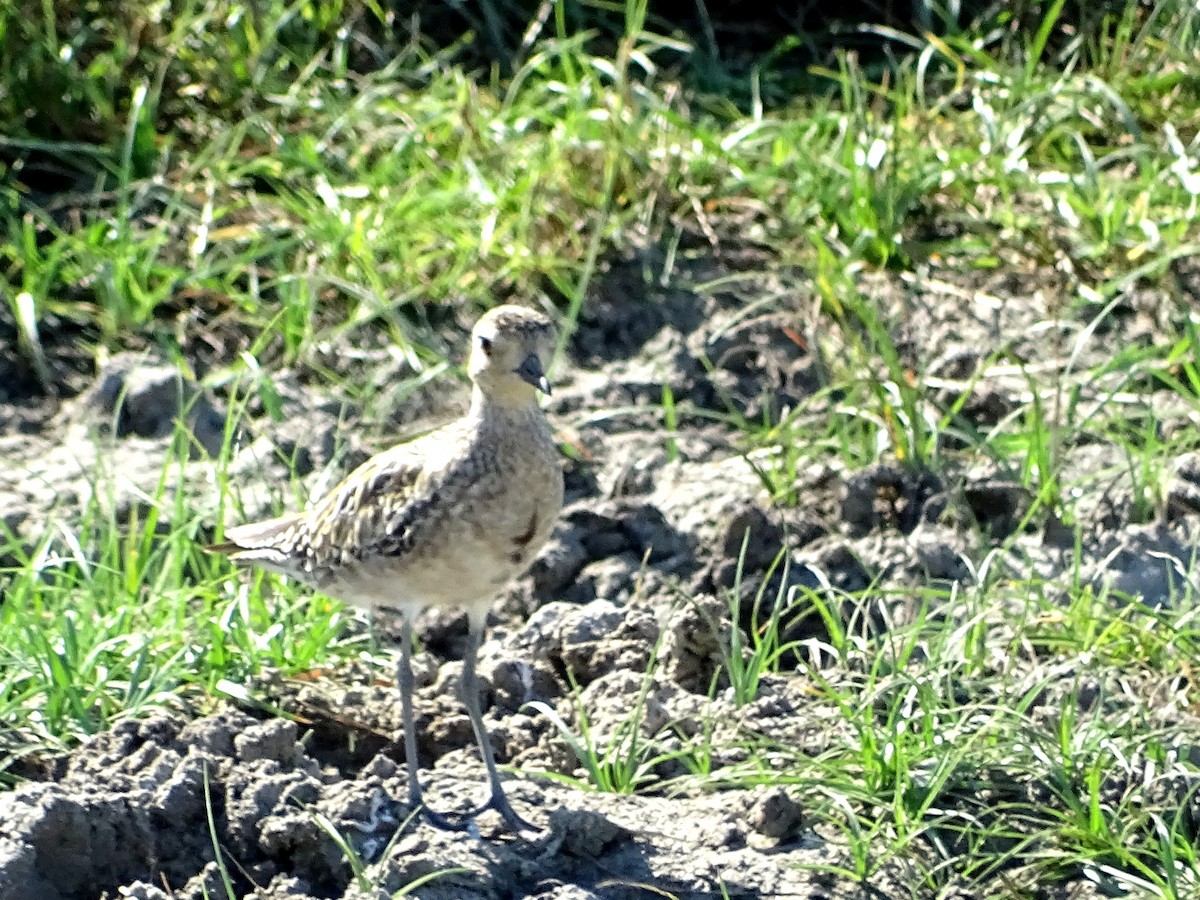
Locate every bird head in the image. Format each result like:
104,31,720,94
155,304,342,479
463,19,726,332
468,305,557,405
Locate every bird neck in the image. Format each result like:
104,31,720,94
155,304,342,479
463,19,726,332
469,383,541,422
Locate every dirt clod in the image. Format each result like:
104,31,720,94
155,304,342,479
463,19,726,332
747,787,803,839
74,352,228,457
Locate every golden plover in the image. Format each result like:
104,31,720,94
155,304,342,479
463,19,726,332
207,305,563,832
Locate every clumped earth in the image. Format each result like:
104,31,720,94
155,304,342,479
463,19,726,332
2,252,1199,898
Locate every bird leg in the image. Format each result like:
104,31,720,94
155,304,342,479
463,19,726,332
396,615,536,833
459,617,538,833
396,617,471,832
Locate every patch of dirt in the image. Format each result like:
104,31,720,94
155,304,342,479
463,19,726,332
4,251,1200,898
0,709,879,900
0,308,96,433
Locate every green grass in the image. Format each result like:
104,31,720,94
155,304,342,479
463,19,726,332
4,0,1200,895
697,577,1200,895
0,408,369,771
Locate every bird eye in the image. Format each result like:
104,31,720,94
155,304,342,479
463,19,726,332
478,335,493,355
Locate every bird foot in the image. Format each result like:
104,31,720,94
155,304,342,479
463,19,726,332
465,792,539,835
416,803,478,833
408,789,537,835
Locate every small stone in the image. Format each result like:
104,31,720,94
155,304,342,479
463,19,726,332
747,787,802,839
719,503,784,571
547,808,630,857
78,353,228,457
842,463,943,536
620,503,689,562
530,530,589,597
962,478,1027,537
661,594,731,694
916,540,972,582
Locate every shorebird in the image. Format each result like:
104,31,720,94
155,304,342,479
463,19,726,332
207,305,563,832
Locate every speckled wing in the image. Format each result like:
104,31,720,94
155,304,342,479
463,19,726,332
301,436,443,571
208,425,461,582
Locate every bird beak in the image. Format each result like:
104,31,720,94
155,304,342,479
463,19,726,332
516,354,551,395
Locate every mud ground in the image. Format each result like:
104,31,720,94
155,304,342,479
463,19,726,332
2,250,1200,899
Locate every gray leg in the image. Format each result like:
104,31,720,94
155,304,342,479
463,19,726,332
460,618,537,833
397,616,422,808
397,617,470,831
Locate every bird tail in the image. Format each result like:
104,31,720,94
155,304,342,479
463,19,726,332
206,514,303,566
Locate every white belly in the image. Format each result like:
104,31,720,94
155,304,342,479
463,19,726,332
321,532,523,625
